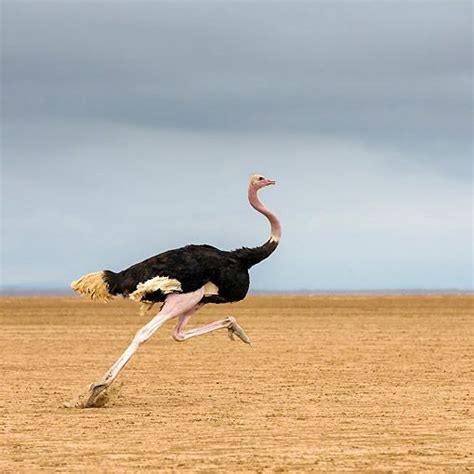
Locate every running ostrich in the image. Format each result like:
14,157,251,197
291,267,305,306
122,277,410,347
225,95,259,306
71,174,281,407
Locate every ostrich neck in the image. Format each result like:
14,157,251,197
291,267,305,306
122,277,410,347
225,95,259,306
248,186,282,243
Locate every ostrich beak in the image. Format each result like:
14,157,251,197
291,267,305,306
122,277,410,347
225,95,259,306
268,180,276,185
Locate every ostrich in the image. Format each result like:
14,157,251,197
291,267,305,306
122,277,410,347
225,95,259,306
71,174,281,407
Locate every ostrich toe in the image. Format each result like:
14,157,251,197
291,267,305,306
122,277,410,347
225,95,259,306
227,317,251,344
83,382,108,407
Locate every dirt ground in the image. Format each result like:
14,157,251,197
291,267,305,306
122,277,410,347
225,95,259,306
1,295,473,472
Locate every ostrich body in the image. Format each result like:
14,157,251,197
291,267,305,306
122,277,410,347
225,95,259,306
71,174,281,407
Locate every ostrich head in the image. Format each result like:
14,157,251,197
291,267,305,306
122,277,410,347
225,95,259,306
249,174,276,190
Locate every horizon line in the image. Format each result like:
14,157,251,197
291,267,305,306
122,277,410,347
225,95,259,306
0,288,472,297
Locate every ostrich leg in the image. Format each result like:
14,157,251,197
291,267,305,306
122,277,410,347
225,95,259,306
83,287,205,407
172,309,251,344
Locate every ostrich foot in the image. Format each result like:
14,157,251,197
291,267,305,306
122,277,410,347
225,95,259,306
63,381,113,409
227,317,251,344
82,382,109,408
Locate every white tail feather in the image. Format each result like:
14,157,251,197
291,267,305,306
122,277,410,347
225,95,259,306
71,271,112,302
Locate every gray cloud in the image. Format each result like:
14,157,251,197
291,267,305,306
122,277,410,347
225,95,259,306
3,3,471,136
1,1,472,291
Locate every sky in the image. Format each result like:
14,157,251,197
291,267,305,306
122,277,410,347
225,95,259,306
1,1,472,292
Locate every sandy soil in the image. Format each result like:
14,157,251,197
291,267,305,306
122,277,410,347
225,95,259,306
1,295,473,472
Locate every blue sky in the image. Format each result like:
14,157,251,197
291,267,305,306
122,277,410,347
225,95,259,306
1,1,472,291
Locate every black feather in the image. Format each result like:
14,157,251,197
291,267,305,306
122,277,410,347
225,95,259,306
229,239,279,269
104,238,278,304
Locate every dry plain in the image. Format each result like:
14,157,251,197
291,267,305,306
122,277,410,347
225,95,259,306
1,295,473,472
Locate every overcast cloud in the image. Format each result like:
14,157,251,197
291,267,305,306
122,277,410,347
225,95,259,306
1,1,472,291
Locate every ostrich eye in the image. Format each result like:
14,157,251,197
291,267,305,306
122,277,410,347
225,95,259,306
258,176,264,181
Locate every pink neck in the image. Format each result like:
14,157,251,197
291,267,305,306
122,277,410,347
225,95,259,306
248,185,282,243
